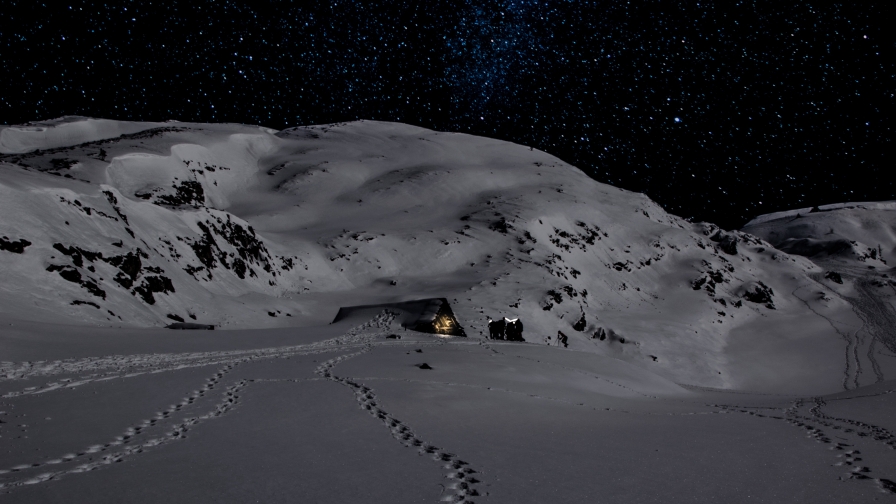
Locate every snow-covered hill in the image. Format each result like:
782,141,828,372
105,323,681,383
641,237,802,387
1,117,893,393
743,202,896,391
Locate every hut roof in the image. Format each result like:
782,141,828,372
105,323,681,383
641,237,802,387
331,298,466,336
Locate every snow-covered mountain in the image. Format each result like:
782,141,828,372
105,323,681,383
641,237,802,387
742,202,896,391
1,117,893,393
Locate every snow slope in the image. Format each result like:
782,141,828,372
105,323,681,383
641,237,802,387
743,203,896,392
1,117,894,393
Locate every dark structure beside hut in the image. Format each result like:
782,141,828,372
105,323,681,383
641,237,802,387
165,322,215,330
332,298,466,336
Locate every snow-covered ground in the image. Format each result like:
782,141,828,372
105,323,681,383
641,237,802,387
1,311,894,502
1,117,894,501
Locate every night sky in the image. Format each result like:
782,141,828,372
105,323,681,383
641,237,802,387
2,1,892,229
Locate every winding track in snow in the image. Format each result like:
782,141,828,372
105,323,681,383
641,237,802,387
4,309,896,500
0,321,370,494
313,312,484,504
846,277,896,384
791,283,862,390
794,265,896,390
714,391,896,495
0,312,483,503
0,362,250,492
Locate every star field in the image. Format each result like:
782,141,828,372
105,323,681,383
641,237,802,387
1,1,892,229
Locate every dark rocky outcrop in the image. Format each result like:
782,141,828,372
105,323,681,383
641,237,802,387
154,180,205,208
46,264,106,299
489,217,512,234
742,281,775,309
707,229,740,255
133,275,175,305
613,261,632,272
71,300,100,309
182,216,279,280
824,271,844,284
102,190,130,225
53,243,102,267
0,237,31,254
50,158,78,170
53,243,155,294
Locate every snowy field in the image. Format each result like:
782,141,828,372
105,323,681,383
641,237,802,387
1,117,895,501
1,311,895,502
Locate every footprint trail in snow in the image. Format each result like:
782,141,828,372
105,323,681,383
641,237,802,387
314,341,484,503
0,311,481,502
715,391,896,495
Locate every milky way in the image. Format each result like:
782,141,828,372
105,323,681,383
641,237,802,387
1,1,892,229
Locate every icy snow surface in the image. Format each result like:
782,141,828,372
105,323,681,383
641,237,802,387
1,117,895,502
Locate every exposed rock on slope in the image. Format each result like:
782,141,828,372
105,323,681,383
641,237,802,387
1,117,893,391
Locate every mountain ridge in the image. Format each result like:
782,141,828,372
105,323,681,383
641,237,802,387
1,117,893,394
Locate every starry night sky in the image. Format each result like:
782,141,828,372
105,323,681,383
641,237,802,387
2,1,893,229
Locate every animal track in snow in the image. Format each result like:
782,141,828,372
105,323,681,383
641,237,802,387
716,394,896,495
0,363,248,492
0,310,472,500
791,284,863,391
807,397,896,451
0,312,401,492
313,311,484,503
0,320,396,398
800,269,896,389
